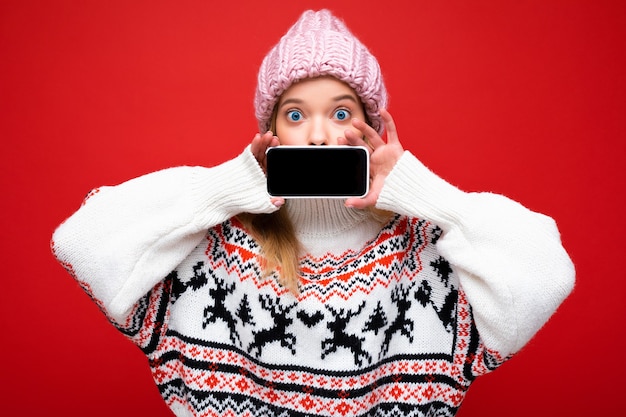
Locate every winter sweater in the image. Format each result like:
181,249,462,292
51,147,575,417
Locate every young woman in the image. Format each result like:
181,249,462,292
52,9,575,417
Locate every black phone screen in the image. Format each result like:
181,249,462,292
266,146,369,198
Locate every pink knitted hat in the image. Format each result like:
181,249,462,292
254,9,388,135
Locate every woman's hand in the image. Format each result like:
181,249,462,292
250,131,285,208
340,109,404,209
251,131,280,173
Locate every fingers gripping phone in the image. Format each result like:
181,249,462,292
266,146,370,198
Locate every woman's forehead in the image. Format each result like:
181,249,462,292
279,77,359,104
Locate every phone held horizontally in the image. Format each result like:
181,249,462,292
266,146,369,198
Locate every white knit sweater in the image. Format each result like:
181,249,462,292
52,146,574,416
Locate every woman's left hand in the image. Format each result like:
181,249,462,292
340,109,404,209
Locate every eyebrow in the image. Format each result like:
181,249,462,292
278,94,359,109
332,94,359,103
278,98,304,109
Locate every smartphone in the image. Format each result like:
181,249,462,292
266,146,369,198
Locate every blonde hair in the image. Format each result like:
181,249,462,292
237,206,392,296
237,209,302,295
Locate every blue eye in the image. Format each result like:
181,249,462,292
287,110,302,122
334,109,349,121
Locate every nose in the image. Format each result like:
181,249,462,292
308,116,334,145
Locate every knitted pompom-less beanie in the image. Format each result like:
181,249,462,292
254,9,388,135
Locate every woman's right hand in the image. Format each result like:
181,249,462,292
251,131,280,173
251,131,285,208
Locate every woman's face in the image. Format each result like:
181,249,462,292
274,77,367,146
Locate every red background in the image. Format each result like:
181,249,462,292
2,0,624,415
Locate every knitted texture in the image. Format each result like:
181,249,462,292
254,9,388,135
51,148,575,416
78,215,504,417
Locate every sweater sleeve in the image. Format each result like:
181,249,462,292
51,146,277,324
376,151,575,357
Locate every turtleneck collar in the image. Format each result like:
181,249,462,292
285,198,371,238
